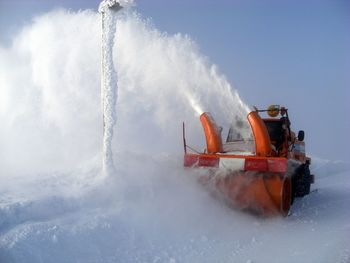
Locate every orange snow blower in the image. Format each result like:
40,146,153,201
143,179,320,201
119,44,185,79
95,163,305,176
183,105,314,216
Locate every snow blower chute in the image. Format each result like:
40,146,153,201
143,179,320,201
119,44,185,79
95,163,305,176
183,105,314,216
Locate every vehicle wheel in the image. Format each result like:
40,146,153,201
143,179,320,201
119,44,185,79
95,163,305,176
294,164,311,197
303,165,311,195
291,176,296,204
294,165,305,197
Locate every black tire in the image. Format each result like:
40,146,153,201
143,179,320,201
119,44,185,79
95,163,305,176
293,164,311,197
291,175,296,204
303,165,311,195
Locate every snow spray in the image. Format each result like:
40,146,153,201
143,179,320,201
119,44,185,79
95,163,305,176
0,7,250,175
99,1,119,176
99,0,133,176
0,7,266,263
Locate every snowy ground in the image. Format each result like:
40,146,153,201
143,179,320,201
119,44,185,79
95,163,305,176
0,155,349,263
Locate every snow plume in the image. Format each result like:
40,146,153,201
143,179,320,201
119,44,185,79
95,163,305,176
0,8,263,263
115,13,251,154
0,10,102,176
100,2,120,176
0,9,250,176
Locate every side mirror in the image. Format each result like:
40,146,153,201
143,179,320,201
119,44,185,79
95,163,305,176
298,130,305,141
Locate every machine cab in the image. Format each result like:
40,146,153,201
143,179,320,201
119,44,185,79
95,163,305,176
263,118,286,153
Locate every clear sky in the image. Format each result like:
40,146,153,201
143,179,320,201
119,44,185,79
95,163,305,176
0,0,349,160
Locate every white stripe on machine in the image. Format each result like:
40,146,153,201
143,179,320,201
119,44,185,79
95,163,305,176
219,158,245,171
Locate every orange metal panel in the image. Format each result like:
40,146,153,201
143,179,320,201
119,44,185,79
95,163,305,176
200,112,223,153
215,172,291,216
247,111,272,157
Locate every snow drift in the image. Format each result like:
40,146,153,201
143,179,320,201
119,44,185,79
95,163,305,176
0,7,349,263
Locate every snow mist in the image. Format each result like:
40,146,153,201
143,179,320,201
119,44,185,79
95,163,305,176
0,8,254,261
0,9,250,176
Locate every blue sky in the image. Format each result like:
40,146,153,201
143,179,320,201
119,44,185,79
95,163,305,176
0,0,349,160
